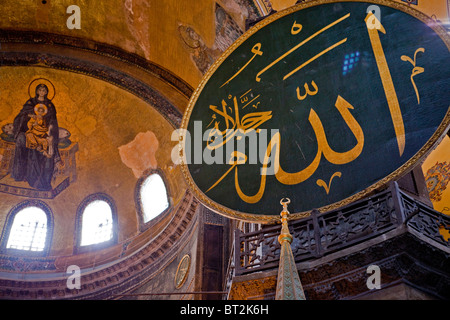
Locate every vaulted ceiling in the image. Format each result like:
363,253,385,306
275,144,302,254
0,0,447,299
0,0,266,298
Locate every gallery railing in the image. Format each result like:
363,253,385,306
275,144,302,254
233,182,450,276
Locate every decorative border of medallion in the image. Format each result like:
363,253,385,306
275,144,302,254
174,254,191,289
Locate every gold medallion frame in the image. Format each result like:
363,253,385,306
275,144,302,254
180,0,450,224
174,254,191,289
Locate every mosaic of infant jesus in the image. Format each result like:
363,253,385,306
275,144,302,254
25,104,54,159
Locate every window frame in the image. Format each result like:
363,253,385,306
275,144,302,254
135,169,172,232
74,193,118,254
0,200,54,257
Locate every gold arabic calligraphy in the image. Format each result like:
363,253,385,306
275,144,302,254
401,48,425,104
207,95,364,203
206,93,272,151
256,13,350,82
365,12,405,157
203,10,416,204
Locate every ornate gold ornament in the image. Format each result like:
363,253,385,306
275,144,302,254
174,254,191,289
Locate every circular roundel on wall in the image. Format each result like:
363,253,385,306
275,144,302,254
180,0,450,223
175,254,191,289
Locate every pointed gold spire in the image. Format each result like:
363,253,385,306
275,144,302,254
275,198,306,300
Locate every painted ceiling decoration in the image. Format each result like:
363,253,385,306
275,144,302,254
0,30,191,127
425,161,450,202
0,25,193,261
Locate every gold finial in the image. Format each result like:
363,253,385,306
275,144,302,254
275,198,306,300
280,198,290,214
278,198,292,244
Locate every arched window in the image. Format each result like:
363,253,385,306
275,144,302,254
141,173,169,222
75,193,118,252
1,200,53,256
80,200,113,246
136,170,171,230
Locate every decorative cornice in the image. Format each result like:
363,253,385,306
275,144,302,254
0,190,199,300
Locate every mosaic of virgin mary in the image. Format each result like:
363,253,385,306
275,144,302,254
11,80,63,190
